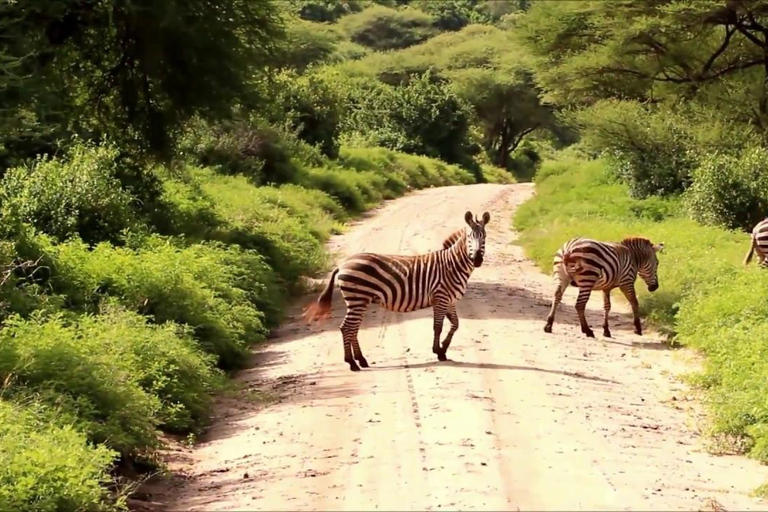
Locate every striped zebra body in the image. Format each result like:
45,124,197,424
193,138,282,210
744,218,768,268
304,211,490,371
544,236,664,338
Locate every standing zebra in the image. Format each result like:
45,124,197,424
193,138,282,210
744,218,768,268
303,211,490,371
544,236,664,338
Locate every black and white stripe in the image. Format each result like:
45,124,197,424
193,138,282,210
544,236,664,338
304,211,490,371
744,218,768,268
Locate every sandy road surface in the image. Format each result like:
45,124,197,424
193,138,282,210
142,184,768,511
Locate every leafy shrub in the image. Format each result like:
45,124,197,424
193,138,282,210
180,119,301,186
568,101,761,199
684,147,768,231
294,0,366,22
0,142,139,244
0,399,117,512
339,5,439,51
194,169,335,287
274,19,342,72
269,71,343,159
42,237,273,370
0,312,159,456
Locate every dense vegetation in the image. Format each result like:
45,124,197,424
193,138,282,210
509,0,768,495
0,1,534,510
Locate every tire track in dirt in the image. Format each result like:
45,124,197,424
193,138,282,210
138,183,768,512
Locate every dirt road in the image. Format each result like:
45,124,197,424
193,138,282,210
144,184,768,511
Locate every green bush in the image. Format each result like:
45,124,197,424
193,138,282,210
0,312,159,456
42,237,273,370
180,119,301,186
0,399,117,512
268,71,343,159
568,101,761,199
684,147,768,231
274,19,343,73
339,5,439,51
0,142,140,244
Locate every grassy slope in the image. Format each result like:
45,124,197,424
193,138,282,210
513,155,768,494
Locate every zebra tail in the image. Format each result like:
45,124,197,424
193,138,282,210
744,236,757,266
302,268,339,324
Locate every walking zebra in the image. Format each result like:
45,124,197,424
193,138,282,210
744,218,768,268
544,236,664,338
303,211,491,371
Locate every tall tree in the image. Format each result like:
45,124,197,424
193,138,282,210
0,0,285,161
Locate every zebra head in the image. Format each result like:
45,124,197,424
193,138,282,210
636,240,665,292
464,211,491,267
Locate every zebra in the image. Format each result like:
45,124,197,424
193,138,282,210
744,218,768,268
303,211,491,371
543,236,664,338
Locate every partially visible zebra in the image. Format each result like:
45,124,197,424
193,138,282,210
544,236,664,338
744,218,768,268
303,211,491,371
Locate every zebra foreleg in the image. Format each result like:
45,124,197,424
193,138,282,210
619,284,642,335
341,302,369,371
431,299,449,361
575,287,595,338
602,290,612,338
439,303,459,358
544,280,566,333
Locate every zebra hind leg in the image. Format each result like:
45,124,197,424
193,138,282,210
544,279,566,333
602,290,612,338
575,287,595,338
340,301,369,372
438,303,459,360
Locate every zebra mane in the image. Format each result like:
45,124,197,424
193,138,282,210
620,236,652,246
441,229,466,250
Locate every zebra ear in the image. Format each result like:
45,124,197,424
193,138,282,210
481,212,491,225
464,211,475,226
653,242,665,253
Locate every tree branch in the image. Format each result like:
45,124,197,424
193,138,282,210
702,24,736,75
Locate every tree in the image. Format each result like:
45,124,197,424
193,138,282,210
516,0,768,137
0,0,285,161
449,67,552,168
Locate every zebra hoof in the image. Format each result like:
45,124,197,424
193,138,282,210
357,357,369,368
543,324,553,334
584,329,595,338
346,359,361,372
603,329,612,338
437,351,448,362
634,329,643,336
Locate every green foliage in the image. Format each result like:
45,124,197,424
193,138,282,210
568,100,762,199
685,148,768,231
274,19,343,72
180,119,301,186
339,5,439,50
0,399,118,512
1,1,286,159
0,143,140,244
43,237,273,370
268,71,343,159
